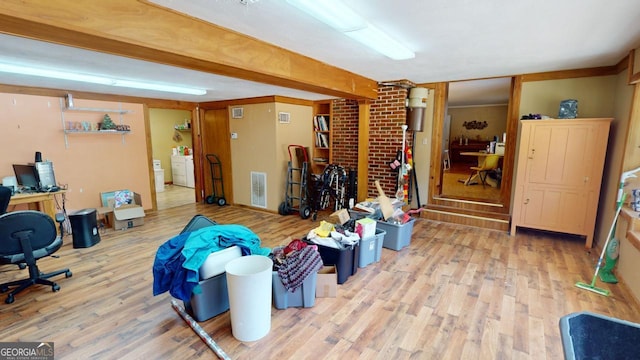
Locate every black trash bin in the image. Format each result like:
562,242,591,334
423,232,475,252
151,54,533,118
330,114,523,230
69,208,101,248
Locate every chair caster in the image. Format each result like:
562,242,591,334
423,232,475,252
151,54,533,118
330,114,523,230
65,270,73,278
52,283,60,292
5,294,14,304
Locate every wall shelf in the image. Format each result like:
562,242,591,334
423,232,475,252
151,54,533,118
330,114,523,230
59,97,132,148
312,101,332,174
63,106,132,114
63,130,131,134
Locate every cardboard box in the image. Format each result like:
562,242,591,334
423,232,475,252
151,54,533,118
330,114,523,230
316,266,337,298
100,190,145,230
331,209,350,225
355,217,376,239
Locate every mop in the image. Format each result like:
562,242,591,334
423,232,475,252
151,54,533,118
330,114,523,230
575,193,626,296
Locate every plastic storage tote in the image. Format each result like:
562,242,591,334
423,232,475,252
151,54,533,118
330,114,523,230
272,271,317,309
377,217,415,251
306,240,358,284
358,229,386,268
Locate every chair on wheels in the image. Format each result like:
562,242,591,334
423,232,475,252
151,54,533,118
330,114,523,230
0,186,11,215
0,210,72,304
466,154,500,188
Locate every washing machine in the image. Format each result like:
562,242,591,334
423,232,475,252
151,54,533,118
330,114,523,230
153,159,165,192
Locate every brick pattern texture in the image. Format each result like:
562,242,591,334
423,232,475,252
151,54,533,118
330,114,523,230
331,85,412,199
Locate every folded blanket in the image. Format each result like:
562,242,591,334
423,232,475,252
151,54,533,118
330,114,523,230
277,246,323,292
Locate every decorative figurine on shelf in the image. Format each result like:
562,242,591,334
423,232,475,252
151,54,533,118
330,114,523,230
100,114,116,130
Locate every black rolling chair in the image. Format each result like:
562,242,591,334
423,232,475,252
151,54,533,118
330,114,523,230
0,210,72,304
0,186,11,215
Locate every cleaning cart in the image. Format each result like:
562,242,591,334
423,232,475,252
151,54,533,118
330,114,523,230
278,145,312,219
205,154,226,206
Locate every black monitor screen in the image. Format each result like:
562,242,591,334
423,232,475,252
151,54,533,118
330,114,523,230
12,164,38,189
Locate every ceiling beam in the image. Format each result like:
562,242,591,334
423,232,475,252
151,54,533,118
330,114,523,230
0,0,378,100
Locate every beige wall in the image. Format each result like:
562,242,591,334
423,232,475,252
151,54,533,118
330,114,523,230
229,102,312,211
0,93,151,212
149,108,192,182
519,76,617,118
448,104,508,143
412,89,435,208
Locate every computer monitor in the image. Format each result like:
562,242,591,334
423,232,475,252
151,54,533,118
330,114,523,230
12,164,39,190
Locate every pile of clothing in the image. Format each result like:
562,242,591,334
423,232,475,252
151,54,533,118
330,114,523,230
305,220,360,250
152,224,271,302
271,239,323,293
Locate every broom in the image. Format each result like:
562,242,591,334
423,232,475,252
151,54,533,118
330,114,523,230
575,192,626,296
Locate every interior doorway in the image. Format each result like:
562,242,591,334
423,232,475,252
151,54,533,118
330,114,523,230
149,108,196,210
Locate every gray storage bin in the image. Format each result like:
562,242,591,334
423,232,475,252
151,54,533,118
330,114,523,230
377,218,415,251
184,273,230,322
272,271,317,309
358,229,386,268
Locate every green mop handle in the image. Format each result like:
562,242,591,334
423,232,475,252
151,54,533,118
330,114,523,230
593,193,627,281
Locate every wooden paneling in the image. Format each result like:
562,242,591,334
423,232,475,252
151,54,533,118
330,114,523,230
0,0,377,100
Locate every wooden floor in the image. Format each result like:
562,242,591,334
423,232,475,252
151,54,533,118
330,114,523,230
156,184,196,210
441,162,501,202
2,203,640,359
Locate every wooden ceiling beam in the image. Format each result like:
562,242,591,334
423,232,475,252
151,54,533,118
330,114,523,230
0,0,378,100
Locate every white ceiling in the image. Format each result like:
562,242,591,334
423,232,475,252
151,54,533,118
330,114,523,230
1,0,639,106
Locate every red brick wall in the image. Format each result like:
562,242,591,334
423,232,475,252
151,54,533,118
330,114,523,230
331,99,359,170
331,85,412,199
368,86,412,198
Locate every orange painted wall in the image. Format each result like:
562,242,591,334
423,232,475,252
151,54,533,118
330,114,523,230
0,93,151,213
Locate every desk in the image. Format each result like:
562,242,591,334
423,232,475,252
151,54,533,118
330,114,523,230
459,152,503,185
8,190,67,220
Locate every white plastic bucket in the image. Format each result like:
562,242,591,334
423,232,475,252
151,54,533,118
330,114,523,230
225,255,273,342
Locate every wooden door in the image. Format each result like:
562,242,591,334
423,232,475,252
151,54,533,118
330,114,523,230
201,108,233,204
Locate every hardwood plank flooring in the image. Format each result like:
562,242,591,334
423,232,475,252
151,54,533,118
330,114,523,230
441,162,501,202
1,203,640,359
156,184,195,210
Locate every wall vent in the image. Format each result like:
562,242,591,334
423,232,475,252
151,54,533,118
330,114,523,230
251,171,267,208
232,107,244,119
278,112,290,124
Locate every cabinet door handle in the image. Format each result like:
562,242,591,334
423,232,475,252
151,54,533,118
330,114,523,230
528,149,535,159
584,176,589,183
524,198,529,204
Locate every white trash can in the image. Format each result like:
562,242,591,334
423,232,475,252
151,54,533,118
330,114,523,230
225,255,273,342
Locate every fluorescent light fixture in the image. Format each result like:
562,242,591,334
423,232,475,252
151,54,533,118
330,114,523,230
286,0,365,32
286,0,415,60
345,25,416,61
0,63,207,96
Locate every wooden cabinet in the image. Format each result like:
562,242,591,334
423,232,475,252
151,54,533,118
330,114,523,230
510,118,612,248
311,101,332,174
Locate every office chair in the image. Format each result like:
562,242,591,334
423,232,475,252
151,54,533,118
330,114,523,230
0,186,11,215
0,210,72,304
466,154,500,188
